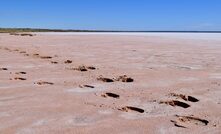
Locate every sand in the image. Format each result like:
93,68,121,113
0,32,221,134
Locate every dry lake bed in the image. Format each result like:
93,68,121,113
0,32,221,134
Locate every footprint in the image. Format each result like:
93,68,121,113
171,120,187,128
160,100,190,108
24,54,30,56
4,47,11,51
97,76,114,82
20,33,35,36
19,51,26,54
0,68,8,71
101,92,120,99
171,115,209,128
35,81,54,85
51,61,58,64
10,33,20,36
4,47,10,51
118,106,144,113
73,66,88,72
170,93,199,102
72,66,96,72
13,49,19,52
116,75,134,82
64,60,72,64
87,66,96,70
15,72,27,74
97,75,133,83
40,56,53,59
33,53,40,56
10,33,34,36
14,77,27,80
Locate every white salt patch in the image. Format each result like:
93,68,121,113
16,128,33,134
119,112,144,120
180,77,199,81
0,84,32,89
66,83,108,93
171,65,203,70
0,112,10,117
210,73,221,79
37,32,221,41
98,110,113,115
66,87,103,93
23,65,40,69
66,116,95,126
32,119,47,126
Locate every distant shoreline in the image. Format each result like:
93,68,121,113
1,28,221,33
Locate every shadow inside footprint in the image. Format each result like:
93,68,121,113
160,100,190,108
33,53,40,56
119,106,144,113
0,68,8,71
87,66,96,70
79,85,95,88
101,92,120,99
14,77,26,80
64,60,72,64
40,56,53,59
187,96,199,102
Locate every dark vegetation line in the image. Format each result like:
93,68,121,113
0,28,221,33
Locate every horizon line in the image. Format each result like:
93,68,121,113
1,27,221,33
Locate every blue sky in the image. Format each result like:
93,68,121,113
0,0,221,31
